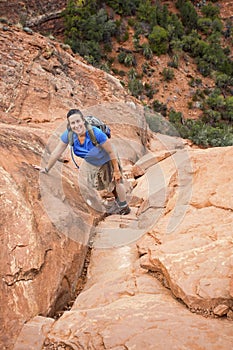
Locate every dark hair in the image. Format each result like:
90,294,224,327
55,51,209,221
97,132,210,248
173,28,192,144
66,109,84,119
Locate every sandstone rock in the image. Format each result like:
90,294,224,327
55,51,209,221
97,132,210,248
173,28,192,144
1,11,233,350
0,125,92,349
13,316,54,350
139,146,233,315
132,149,176,177
0,25,149,349
38,244,233,350
227,310,233,320
213,305,230,317
11,143,233,349
230,276,233,298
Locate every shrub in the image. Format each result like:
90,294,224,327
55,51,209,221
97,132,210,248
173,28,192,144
197,17,213,35
124,53,136,67
105,0,140,16
144,83,156,99
201,3,220,19
142,62,155,76
169,116,233,147
222,96,233,121
206,93,224,110
145,108,180,136
142,43,153,59
202,109,222,123
63,3,116,63
176,0,198,32
128,78,144,98
128,68,138,80
152,99,167,117
148,26,169,55
161,68,174,81
168,54,179,68
212,18,223,33
137,0,157,26
215,73,233,90
197,59,211,77
188,77,202,87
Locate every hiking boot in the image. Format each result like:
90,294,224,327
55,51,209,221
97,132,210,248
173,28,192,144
118,204,131,215
106,202,131,215
105,200,119,215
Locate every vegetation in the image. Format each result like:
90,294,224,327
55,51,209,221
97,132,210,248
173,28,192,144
63,0,233,148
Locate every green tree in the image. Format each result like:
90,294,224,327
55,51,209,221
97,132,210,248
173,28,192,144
105,0,140,15
177,0,198,33
201,3,220,19
222,97,233,121
197,17,213,34
137,0,157,27
148,25,169,55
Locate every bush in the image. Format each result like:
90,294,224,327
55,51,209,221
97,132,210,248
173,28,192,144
142,43,153,59
201,3,220,19
128,68,138,80
148,25,169,55
137,0,157,26
176,0,198,32
169,116,233,147
144,83,156,99
188,77,202,87
197,17,213,35
152,99,167,117
105,0,140,16
124,53,136,67
222,96,233,121
215,73,233,90
145,108,180,136
63,3,116,63
162,68,174,81
117,51,136,67
128,78,144,98
168,54,179,68
197,59,211,77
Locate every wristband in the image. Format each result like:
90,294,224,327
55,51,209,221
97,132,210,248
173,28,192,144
44,167,49,173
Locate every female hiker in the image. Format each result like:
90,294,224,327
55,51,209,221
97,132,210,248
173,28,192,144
34,109,130,215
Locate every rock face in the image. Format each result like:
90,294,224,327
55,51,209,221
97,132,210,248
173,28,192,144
0,25,147,350
0,0,67,36
0,124,91,349
138,146,233,316
1,16,233,350
13,145,233,350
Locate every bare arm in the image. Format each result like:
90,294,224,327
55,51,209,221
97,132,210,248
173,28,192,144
34,140,68,173
101,139,122,182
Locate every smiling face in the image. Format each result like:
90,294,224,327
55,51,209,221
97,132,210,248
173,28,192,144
68,113,86,136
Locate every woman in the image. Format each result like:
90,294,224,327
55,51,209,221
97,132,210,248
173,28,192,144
35,109,130,215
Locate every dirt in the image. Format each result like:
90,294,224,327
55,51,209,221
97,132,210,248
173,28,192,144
107,0,233,121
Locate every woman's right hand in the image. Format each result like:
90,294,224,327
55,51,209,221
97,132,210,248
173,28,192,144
33,165,48,173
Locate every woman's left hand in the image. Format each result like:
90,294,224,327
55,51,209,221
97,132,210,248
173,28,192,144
113,170,122,183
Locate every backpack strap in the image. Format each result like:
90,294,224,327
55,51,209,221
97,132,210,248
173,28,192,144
67,123,99,170
68,128,74,146
84,120,98,146
67,123,98,147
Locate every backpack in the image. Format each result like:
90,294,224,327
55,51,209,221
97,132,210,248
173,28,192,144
68,116,111,169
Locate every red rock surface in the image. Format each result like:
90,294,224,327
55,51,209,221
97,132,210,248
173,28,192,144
14,145,233,350
0,25,147,350
1,6,233,350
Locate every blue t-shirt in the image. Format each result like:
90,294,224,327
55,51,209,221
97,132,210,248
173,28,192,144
61,126,110,166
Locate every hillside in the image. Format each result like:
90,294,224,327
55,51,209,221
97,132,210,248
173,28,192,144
1,1,233,127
